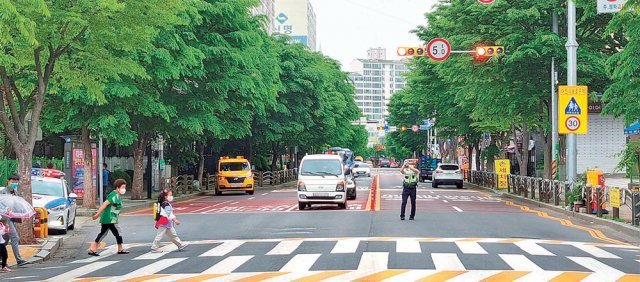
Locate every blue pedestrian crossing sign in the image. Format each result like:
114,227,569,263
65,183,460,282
564,97,581,115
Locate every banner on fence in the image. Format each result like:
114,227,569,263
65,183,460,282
610,188,620,208
495,159,510,189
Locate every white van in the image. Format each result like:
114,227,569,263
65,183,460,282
297,154,349,210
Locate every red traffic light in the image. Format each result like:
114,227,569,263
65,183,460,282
397,47,427,57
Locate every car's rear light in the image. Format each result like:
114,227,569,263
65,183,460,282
336,181,345,192
297,181,306,191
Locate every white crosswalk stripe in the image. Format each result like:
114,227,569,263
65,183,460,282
280,253,322,272
331,238,360,253
133,244,177,260
432,253,466,270
499,254,543,271
112,258,187,281
515,241,555,256
569,256,626,282
359,252,389,271
200,240,244,257
48,261,118,282
266,239,303,255
396,238,422,253
571,243,621,259
455,241,487,254
30,238,638,281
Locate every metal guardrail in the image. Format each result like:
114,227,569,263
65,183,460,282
467,170,640,226
466,171,569,207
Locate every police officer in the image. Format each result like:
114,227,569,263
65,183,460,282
400,161,419,220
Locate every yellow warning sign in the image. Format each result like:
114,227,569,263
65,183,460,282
495,159,510,189
558,86,588,134
610,188,620,208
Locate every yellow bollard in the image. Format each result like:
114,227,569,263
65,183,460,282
33,207,49,238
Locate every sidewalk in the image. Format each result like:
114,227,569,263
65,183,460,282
5,236,62,268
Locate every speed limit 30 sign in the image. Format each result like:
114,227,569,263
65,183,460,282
565,116,581,132
426,38,451,61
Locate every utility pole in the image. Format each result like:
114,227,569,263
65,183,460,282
566,0,578,183
551,11,559,182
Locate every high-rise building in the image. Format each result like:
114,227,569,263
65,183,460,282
251,0,276,34
274,0,317,50
349,48,410,147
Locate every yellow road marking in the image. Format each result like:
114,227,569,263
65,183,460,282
375,174,381,211
121,274,169,282
233,272,289,282
292,271,350,282
497,238,525,243
618,274,640,282
549,271,591,282
481,271,530,282
417,271,467,281
174,274,227,282
353,270,409,281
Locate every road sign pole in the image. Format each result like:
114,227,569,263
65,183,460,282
551,11,559,182
566,0,579,183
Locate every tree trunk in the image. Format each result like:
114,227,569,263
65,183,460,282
16,150,36,244
270,142,279,171
512,124,530,176
132,135,150,200
81,124,96,209
197,141,205,187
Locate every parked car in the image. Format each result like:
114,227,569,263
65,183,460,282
297,154,350,210
378,159,391,168
432,163,464,189
352,163,372,178
32,176,78,234
390,161,399,168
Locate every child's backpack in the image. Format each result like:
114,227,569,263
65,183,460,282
153,202,161,221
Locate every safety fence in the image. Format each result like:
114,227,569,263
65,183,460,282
466,170,640,226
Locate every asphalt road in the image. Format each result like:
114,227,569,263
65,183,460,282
3,169,639,281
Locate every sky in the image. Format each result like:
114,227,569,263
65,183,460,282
309,0,440,70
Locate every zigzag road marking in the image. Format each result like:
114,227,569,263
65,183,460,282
70,270,640,282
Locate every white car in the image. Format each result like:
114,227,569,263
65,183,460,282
32,176,78,234
297,154,350,210
352,162,372,178
432,163,464,189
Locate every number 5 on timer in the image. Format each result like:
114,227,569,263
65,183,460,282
427,38,451,61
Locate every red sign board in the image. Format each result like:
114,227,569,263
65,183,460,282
478,0,494,4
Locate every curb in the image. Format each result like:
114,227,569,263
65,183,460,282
17,237,63,266
466,182,640,240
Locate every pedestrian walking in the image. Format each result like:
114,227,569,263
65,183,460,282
1,175,28,266
151,189,187,253
0,220,10,272
400,161,419,220
102,163,111,200
88,179,128,256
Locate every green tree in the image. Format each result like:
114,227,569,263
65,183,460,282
1,0,185,240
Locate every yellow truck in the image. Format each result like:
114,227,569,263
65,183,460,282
216,156,254,195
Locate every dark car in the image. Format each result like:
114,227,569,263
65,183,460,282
379,159,391,168
419,156,442,182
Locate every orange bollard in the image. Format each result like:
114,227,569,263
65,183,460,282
33,207,49,238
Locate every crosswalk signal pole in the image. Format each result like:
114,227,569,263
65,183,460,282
566,0,578,183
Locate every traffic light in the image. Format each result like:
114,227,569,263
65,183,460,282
401,126,407,132
475,46,504,57
397,47,426,57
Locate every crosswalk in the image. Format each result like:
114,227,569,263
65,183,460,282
29,237,640,282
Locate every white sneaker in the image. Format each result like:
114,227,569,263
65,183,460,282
151,248,163,253
178,243,189,251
